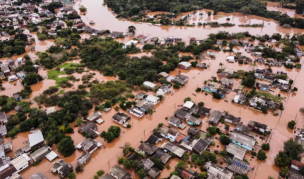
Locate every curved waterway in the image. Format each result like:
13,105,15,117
74,0,304,43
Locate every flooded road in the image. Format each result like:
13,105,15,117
1,1,304,179
19,44,304,178
75,0,304,43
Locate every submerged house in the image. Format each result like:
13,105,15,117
161,142,185,158
28,130,44,149
112,112,131,127
86,112,102,122
76,138,101,154
153,149,171,164
78,122,99,138
224,113,241,125
205,162,233,179
178,62,191,70
109,165,132,179
208,110,222,125
227,157,250,175
248,120,270,134
229,131,256,151
168,116,186,129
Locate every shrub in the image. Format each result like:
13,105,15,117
97,170,104,176
262,143,270,151
288,120,296,129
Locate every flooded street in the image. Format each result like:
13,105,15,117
75,0,304,43
1,1,304,179
19,45,304,178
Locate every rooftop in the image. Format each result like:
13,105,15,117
226,143,247,160
28,130,44,148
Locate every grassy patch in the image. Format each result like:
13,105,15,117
48,63,84,85
256,91,283,102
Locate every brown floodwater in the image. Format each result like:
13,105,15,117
18,44,304,178
74,0,304,43
267,2,304,19
3,1,304,179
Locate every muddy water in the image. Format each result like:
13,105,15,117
18,45,304,179
267,2,304,19
74,0,304,43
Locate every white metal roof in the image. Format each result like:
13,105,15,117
146,95,159,102
10,154,29,171
45,151,58,161
28,130,44,148
143,81,156,88
183,101,194,109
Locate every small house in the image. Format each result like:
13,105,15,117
135,100,154,112
248,120,270,134
224,114,241,125
112,112,131,126
178,62,191,70
227,157,249,175
0,125,7,136
145,95,160,105
78,122,98,138
143,81,157,90
186,115,202,126
30,146,51,162
10,154,30,173
167,128,179,142
109,165,132,179
192,138,210,155
28,130,44,149
135,92,147,100
188,127,199,136
16,71,26,79
46,107,56,115
147,168,161,179
76,138,101,154
77,153,91,165
226,143,247,160
172,75,189,86
153,149,171,164
258,83,270,91
137,142,158,156
0,112,8,123
8,75,18,82
226,56,235,63
208,110,222,125
161,142,185,158
86,112,102,122
146,133,162,144
174,109,190,120
1,64,10,75
30,172,47,179
183,101,195,110
168,116,186,129
229,131,256,151
158,72,169,78
220,78,233,87
58,163,73,179
205,162,233,179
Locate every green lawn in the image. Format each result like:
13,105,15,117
48,63,84,85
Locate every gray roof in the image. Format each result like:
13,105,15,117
80,138,97,152
30,172,48,179
227,157,249,175
0,112,8,123
28,131,44,148
229,132,256,150
101,174,114,179
30,146,50,161
112,113,130,122
110,165,131,179
153,149,171,164
138,142,158,155
77,153,90,165
193,138,209,154
188,127,199,136
86,112,102,121
209,110,222,125
58,163,73,178
79,122,97,133
148,168,161,179
168,116,182,125
226,143,246,160
161,142,185,158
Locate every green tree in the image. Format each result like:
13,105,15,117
57,136,76,157
22,73,43,86
128,25,136,36
136,168,146,179
66,20,73,28
97,170,104,176
288,120,296,129
219,135,231,145
262,143,270,151
184,97,191,102
67,172,76,179
279,166,289,178
198,172,208,179
207,126,217,135
257,150,267,160
296,0,304,14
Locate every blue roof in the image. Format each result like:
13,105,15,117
232,160,248,170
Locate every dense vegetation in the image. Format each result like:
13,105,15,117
105,0,304,29
0,34,27,57
57,136,76,157
100,126,121,142
274,139,304,177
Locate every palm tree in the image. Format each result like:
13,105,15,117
128,25,136,36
